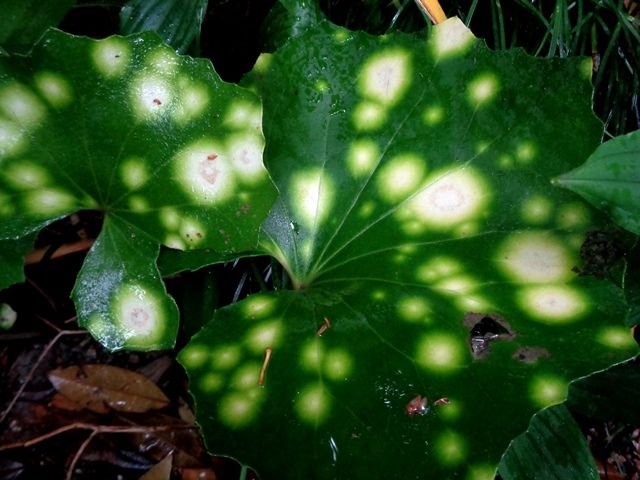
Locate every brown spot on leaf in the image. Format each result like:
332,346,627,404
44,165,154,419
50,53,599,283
513,346,550,364
129,307,149,328
153,98,162,106
199,160,219,184
207,154,218,160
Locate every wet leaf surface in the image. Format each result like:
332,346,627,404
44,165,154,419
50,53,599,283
180,16,638,479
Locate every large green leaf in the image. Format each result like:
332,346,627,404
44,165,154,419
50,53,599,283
180,18,637,478
120,0,208,54
0,30,276,349
0,0,74,52
497,404,598,480
555,129,640,235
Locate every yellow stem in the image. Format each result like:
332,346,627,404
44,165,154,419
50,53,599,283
414,0,447,24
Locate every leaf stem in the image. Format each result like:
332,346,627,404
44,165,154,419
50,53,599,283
413,0,447,24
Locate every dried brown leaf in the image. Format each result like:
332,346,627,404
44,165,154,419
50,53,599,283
182,468,217,480
139,453,173,480
47,364,169,414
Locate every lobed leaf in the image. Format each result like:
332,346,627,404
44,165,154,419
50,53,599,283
0,29,276,350
555,129,640,235
181,17,637,478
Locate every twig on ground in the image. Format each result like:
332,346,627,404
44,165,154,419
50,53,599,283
0,329,88,425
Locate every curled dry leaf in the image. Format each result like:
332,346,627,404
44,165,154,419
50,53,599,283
139,453,173,480
47,364,170,414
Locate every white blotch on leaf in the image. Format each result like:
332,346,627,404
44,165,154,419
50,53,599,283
225,100,262,131
290,168,335,229
347,139,379,177
300,340,324,371
435,430,467,466
596,326,636,350
416,256,462,283
352,102,386,131
529,374,567,408
113,283,166,344
227,133,265,182
435,275,476,295
518,285,588,323
91,38,130,77
397,296,431,323
120,157,149,190
34,71,72,108
359,49,411,106
0,119,24,156
398,168,489,231
174,77,209,122
159,207,180,230
127,195,148,212
25,188,75,215
557,202,590,229
516,141,537,164
295,383,331,425
163,234,185,250
130,75,173,120
210,344,242,370
174,140,234,204
415,332,466,373
180,344,209,368
244,320,282,354
180,218,206,246
4,161,49,189
521,195,552,224
323,348,353,380
243,295,276,319
423,105,444,126
145,49,179,75
430,17,475,59
467,73,499,106
0,83,45,126
497,232,574,283
219,390,264,428
377,153,426,203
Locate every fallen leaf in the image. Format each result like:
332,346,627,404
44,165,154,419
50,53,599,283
50,392,83,411
139,453,173,480
182,468,217,480
47,364,170,413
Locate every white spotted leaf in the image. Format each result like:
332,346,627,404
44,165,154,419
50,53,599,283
0,30,276,350
180,18,637,478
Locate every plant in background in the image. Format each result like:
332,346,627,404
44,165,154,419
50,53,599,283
0,0,638,478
